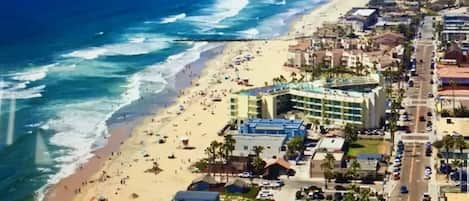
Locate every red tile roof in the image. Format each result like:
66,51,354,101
264,158,292,169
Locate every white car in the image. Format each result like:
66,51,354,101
238,172,252,178
256,190,273,200
260,181,271,187
426,126,432,132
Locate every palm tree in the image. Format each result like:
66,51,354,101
434,135,455,180
204,141,222,175
290,71,297,81
358,188,371,201
320,153,336,189
343,192,355,201
223,135,236,163
442,135,455,166
348,159,361,180
453,135,467,186
388,117,398,151
221,135,236,181
252,146,264,158
251,146,265,175
344,123,358,144
449,79,458,115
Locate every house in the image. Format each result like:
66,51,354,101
264,158,295,179
443,43,469,66
224,179,251,193
310,152,345,177
239,118,307,139
188,175,218,191
375,16,411,30
373,32,405,49
232,134,287,160
344,8,379,32
173,191,220,201
368,0,397,7
285,40,312,68
351,159,380,179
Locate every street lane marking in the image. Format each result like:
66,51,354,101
407,143,417,201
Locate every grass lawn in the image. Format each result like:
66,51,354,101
347,139,388,157
221,186,260,201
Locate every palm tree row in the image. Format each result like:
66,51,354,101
204,135,236,178
433,135,468,183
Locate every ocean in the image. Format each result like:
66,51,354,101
0,0,326,200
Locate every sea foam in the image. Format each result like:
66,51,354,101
63,34,171,60
188,0,249,29
160,13,187,24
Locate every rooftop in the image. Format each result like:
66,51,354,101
265,158,292,169
289,40,311,51
356,153,384,161
173,191,220,201
317,137,345,151
239,74,382,98
232,134,286,159
313,152,345,161
352,9,377,17
352,159,379,171
437,65,469,79
244,118,305,131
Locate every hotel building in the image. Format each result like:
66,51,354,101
229,74,386,129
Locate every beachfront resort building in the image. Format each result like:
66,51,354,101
229,74,386,129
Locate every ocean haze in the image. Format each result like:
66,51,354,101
0,0,325,200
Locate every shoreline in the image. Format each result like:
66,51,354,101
42,0,370,200
41,44,225,201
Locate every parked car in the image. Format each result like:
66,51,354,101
272,180,284,187
304,185,322,192
400,185,409,194
422,193,431,201
334,185,346,191
427,112,432,116
428,93,434,98
393,172,400,180
334,192,343,201
261,181,271,187
238,172,253,178
311,192,325,200
419,116,426,122
257,190,273,200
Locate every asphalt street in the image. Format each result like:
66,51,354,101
390,16,435,201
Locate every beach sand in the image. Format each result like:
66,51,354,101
43,0,369,200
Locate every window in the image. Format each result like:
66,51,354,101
244,146,248,150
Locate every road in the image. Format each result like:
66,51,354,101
390,16,435,201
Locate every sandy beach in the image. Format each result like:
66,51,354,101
43,0,369,200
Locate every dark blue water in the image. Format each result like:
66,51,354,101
0,0,326,200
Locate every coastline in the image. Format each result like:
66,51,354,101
43,0,370,201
